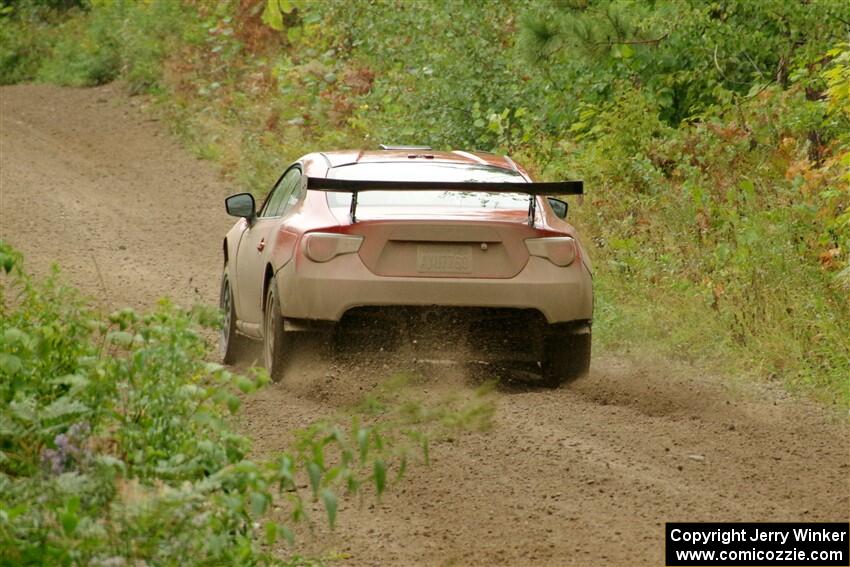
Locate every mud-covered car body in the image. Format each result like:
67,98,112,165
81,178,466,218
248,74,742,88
220,148,593,385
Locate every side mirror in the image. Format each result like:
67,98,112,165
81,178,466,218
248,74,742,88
225,193,255,219
548,197,569,219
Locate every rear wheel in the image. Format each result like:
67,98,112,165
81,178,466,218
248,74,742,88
263,276,292,382
541,329,591,388
220,269,250,364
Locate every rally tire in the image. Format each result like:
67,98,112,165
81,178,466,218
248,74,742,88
263,275,292,382
220,269,250,364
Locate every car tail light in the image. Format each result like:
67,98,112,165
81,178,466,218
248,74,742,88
302,233,363,263
525,237,577,267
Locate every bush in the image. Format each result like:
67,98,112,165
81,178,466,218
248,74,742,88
0,0,196,92
0,2,62,84
36,15,121,87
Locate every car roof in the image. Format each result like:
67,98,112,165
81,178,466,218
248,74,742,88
303,149,528,178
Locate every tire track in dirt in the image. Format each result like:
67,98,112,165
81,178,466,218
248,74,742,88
2,84,847,567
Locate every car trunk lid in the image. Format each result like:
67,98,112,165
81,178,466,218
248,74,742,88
343,212,537,278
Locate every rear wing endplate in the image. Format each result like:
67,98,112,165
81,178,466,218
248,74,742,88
306,177,584,225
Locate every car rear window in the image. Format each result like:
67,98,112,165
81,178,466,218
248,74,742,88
326,162,529,210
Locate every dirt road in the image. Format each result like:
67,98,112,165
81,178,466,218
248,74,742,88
2,84,847,566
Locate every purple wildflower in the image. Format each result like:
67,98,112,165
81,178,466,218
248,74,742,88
41,448,64,475
40,421,92,474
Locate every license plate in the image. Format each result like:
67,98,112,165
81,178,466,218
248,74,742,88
417,245,472,274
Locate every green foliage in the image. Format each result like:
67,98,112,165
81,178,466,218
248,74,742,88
822,43,850,289
1,0,195,92
0,242,419,565
36,14,121,87
558,74,850,402
519,0,849,124
320,0,526,149
0,1,67,84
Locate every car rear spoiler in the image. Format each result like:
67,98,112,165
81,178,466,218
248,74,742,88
305,177,584,225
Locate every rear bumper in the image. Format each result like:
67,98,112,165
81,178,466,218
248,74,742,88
276,254,593,324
